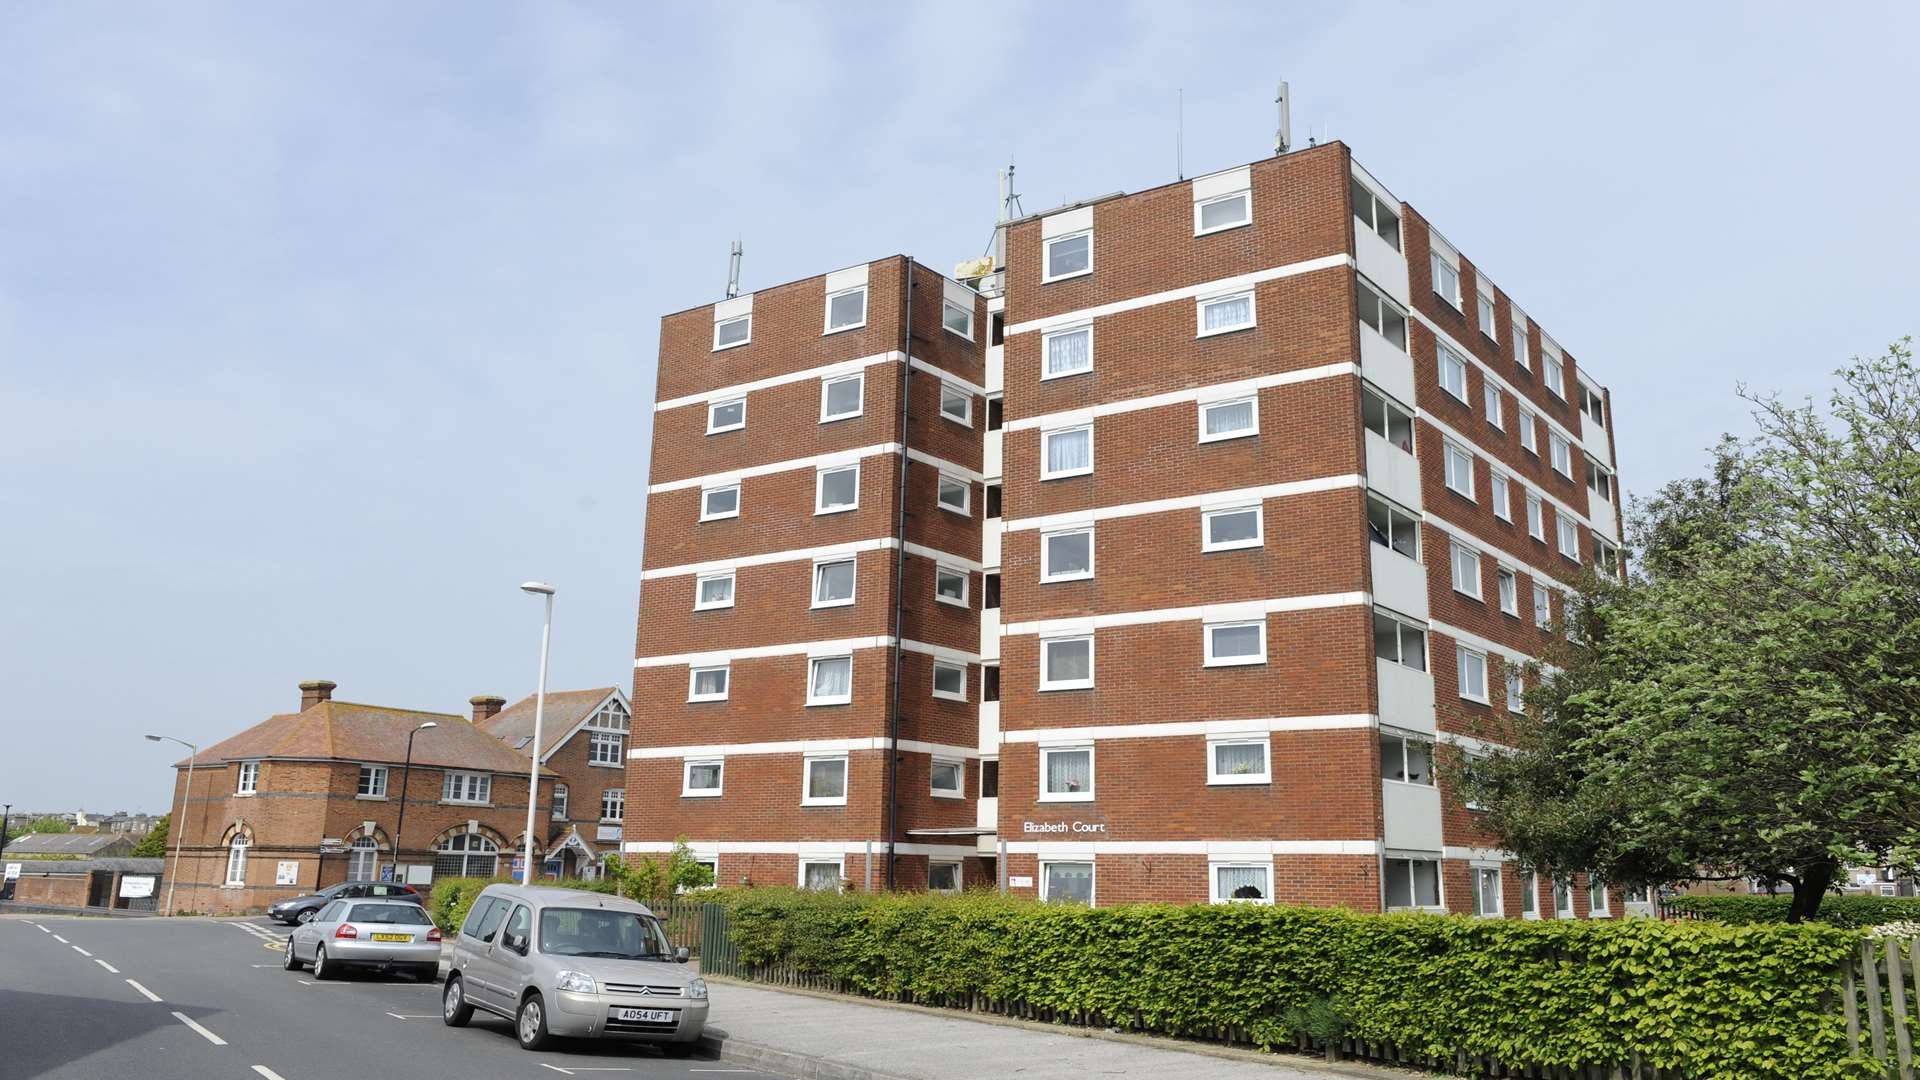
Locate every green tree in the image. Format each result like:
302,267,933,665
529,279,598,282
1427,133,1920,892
131,815,170,858
602,837,712,905
25,816,72,834
1461,341,1920,921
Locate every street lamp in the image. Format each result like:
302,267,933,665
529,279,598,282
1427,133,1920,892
390,721,437,885
519,581,556,885
145,734,199,916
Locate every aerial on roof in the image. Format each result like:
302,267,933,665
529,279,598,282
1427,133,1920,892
2,832,135,856
477,687,625,759
183,698,534,773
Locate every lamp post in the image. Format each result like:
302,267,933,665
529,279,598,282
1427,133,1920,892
519,581,556,884
391,721,437,885
144,735,198,916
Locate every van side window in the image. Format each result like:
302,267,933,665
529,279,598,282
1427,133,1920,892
465,897,507,942
503,904,532,952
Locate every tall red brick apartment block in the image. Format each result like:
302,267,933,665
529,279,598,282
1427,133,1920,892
627,142,1633,918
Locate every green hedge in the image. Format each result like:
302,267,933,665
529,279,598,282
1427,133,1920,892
709,889,1875,1080
428,876,617,936
1667,894,1920,928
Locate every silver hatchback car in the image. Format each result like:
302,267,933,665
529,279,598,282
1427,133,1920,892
282,898,442,981
442,884,708,1053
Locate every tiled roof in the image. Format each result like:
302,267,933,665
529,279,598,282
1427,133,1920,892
477,688,620,758
183,700,533,773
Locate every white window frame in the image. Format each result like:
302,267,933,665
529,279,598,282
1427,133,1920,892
1193,190,1252,236
1512,315,1531,370
806,655,854,707
1506,666,1526,714
824,285,867,334
694,570,736,611
1519,409,1539,454
941,299,974,341
1520,869,1541,919
1384,855,1444,910
1430,247,1462,309
1380,731,1436,786
1543,348,1566,398
705,397,746,435
442,770,492,806
799,858,845,891
1437,344,1470,404
1496,567,1519,616
1450,540,1483,599
819,372,864,423
929,757,965,798
357,764,388,799
1210,861,1275,905
1039,635,1094,691
1527,492,1546,541
1039,860,1095,904
1039,527,1094,583
1206,737,1272,786
1203,620,1268,668
1038,744,1095,802
1457,644,1490,704
1195,290,1256,337
1550,431,1573,478
587,728,626,768
1042,230,1092,283
1197,396,1259,443
933,565,969,608
1491,472,1512,522
682,758,724,798
811,557,857,609
1040,324,1092,381
815,463,860,515
1558,516,1582,561
936,474,970,515
1533,584,1552,628
1471,865,1504,918
939,383,972,425
713,314,751,351
1483,383,1503,429
236,761,260,796
1588,881,1610,917
600,788,625,823
1040,425,1093,480
688,664,730,703
801,755,849,807
931,658,968,701
1201,504,1263,552
928,860,963,893
1444,442,1475,500
1477,289,1498,339
1555,879,1576,918
1374,609,1428,672
700,484,740,522
225,836,249,886
551,783,568,819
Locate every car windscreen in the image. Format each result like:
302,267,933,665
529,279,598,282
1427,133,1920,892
537,908,672,960
346,903,432,925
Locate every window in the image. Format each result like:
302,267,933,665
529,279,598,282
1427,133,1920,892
1203,505,1263,552
936,474,969,515
1362,385,1415,452
801,859,844,891
1207,739,1270,785
1444,442,1475,499
1040,861,1094,904
357,765,388,798
807,656,853,706
1042,325,1092,380
1519,408,1538,454
1543,351,1566,398
1580,383,1606,425
1586,461,1613,504
1555,879,1575,918
982,665,1000,703
552,783,569,819
1198,397,1258,442
984,482,1002,518
1533,584,1552,628
225,835,250,886
803,755,849,805
706,397,745,434
1040,527,1093,582
990,311,1004,346
1596,537,1621,575
1471,867,1503,917
1588,880,1609,916
1040,745,1093,801
442,770,491,804
434,832,498,879
1549,432,1572,478
1195,190,1251,235
986,398,1004,432
932,660,968,701
1040,636,1094,690
236,761,259,795
1497,568,1518,616
1512,316,1531,370
939,383,971,424
930,758,964,797
1212,862,1273,904
1437,344,1470,403
1557,516,1582,561
1350,177,1401,250
980,757,999,794
600,788,625,823
819,373,864,422
1379,732,1434,784
983,572,1001,609
1450,540,1483,598
1457,645,1489,703
1204,621,1267,667
1506,666,1525,714
689,665,730,702
815,464,860,514
1043,231,1091,282
942,299,974,340
1484,383,1503,429
1430,248,1462,308
1367,495,1419,559
588,728,626,767
825,285,867,333
1491,472,1512,522
1526,492,1545,540
928,861,962,893
713,314,750,350
695,571,735,611
700,484,740,522
1477,289,1497,339
934,566,968,607
1520,869,1539,918
347,836,379,881
1196,291,1255,336
812,557,856,608
1374,610,1427,671
1384,856,1441,909
1041,425,1092,479
683,759,723,797
1356,278,1408,348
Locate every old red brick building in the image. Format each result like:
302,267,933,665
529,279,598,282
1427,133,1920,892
625,142,1635,917
476,687,632,878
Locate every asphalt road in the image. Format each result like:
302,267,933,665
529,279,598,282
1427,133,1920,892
0,914,785,1080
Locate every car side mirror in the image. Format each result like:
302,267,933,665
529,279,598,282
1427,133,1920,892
503,931,527,954
674,946,690,964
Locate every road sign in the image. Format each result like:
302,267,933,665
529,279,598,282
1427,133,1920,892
3,863,19,881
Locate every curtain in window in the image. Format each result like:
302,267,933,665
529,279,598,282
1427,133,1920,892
1203,295,1252,332
1216,865,1266,900
1204,400,1254,435
1045,750,1091,793
811,658,851,699
1046,330,1089,376
1044,640,1090,682
1044,862,1093,903
1046,430,1089,473
804,862,842,891
693,668,728,696
1213,742,1264,777
808,761,846,799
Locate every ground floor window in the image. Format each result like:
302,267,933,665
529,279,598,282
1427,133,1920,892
1588,880,1610,916
800,859,843,892
225,836,250,886
1384,857,1440,909
433,833,498,879
1470,866,1502,917
1519,870,1539,918
1211,862,1272,904
347,837,380,881
928,861,962,894
1040,861,1094,905
1555,878,1575,918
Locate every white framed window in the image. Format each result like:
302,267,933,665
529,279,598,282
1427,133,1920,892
1477,289,1497,339
1207,738,1271,785
1444,442,1475,499
442,770,491,805
1368,495,1419,559
1483,383,1503,429
587,726,626,766
1430,247,1462,309
1384,856,1441,910
1457,645,1489,703
931,660,967,702
1356,278,1408,349
1437,345,1470,403
936,474,970,515
934,565,968,607
1039,635,1094,691
1586,461,1614,505
1040,425,1092,479
225,835,250,886
357,765,387,798
1558,516,1582,561
1450,540,1483,598
1203,505,1263,552
801,858,844,891
688,664,730,702
1039,744,1094,801
1198,397,1258,443
1204,621,1267,667
1512,315,1531,370
1042,324,1092,380
551,783,569,819
928,860,963,893
1491,472,1512,522
1533,583,1552,628
815,463,860,515
1519,408,1538,454
695,570,735,611
930,758,964,798
1549,432,1572,478
1040,527,1094,582
1196,290,1255,337
1520,869,1540,919
1212,862,1273,904
1596,536,1621,575
802,755,849,806
236,761,260,795
1043,230,1092,282
1555,879,1575,918
1363,384,1415,453
1380,731,1434,785
1543,350,1566,398
807,656,854,706
706,397,745,435
713,313,750,351
942,299,973,340
1580,382,1607,425
1471,866,1503,917
600,788,625,823
1588,880,1610,917
825,285,867,333
1351,177,1401,250
700,484,740,522
1374,609,1427,671
1194,190,1251,235
348,836,380,880
1526,492,1545,540
1040,860,1094,904
939,383,972,424
683,759,724,798
1506,665,1525,714
812,557,856,608
1497,567,1519,616
819,373,864,422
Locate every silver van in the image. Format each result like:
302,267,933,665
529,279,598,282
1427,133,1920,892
442,884,708,1053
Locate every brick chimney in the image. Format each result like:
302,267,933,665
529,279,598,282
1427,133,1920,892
470,695,507,724
299,680,337,710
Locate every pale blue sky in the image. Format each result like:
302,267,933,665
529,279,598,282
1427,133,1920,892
2,3,1914,813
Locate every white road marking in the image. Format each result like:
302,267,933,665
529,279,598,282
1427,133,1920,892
33,924,50,933
171,1011,228,1045
95,959,120,973
385,1012,437,1019
252,1067,289,1080
126,979,163,1002
51,934,68,943
72,945,92,957
539,1066,574,1076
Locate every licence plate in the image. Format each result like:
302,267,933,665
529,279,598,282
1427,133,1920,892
371,933,410,942
614,1008,675,1023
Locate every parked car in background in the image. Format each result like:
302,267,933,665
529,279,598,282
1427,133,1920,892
268,881,422,924
282,898,442,981
441,884,707,1053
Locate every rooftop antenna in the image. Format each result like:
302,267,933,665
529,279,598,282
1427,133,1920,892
725,239,743,299
1274,80,1292,156
1176,88,1184,180
993,160,1021,272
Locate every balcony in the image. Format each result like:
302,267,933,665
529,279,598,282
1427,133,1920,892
1359,323,1416,406
979,605,1001,662
1376,659,1436,734
1580,410,1612,468
985,343,1004,394
977,700,1000,755
1355,223,1409,307
1369,544,1429,621
982,517,1001,568
1382,780,1443,851
1365,432,1423,512
984,428,1002,481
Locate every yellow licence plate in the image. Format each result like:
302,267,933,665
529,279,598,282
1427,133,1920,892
371,933,410,942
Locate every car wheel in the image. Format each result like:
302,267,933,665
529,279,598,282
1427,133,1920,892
282,937,302,971
517,992,551,1051
441,975,473,1027
312,944,333,980
296,909,316,925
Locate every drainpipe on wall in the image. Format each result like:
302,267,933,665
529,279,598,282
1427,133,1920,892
883,256,916,892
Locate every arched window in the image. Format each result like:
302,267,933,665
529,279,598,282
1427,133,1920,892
347,836,380,881
225,835,250,886
433,833,498,879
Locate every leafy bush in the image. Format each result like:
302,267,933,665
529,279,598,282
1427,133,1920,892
706,888,1876,1080
428,875,616,936
1668,894,1920,928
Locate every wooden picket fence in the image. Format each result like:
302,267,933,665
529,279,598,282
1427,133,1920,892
1845,935,1920,1077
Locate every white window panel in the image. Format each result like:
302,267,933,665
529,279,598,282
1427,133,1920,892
933,565,968,607
1212,862,1274,904
812,557,857,608
695,571,735,611
1198,397,1258,443
1444,442,1475,500
928,861,962,892
802,755,849,805
1526,492,1545,540
1373,609,1427,671
1040,636,1094,691
1550,432,1572,478
1497,567,1518,616
1351,177,1401,250
442,771,492,805
588,729,625,766
1039,745,1094,801
939,383,971,424
707,398,745,434
357,765,387,798
815,464,860,514
1204,621,1267,667
807,656,853,706
237,761,259,795
1194,190,1251,235
1471,866,1503,917
1042,324,1092,380
1519,870,1540,917
825,285,867,333
942,299,973,340
1477,290,1497,338
1043,231,1092,282
1555,879,1575,918
713,314,750,351
1557,516,1582,561
931,660,968,701
1533,583,1552,628
1040,527,1094,582
1040,860,1094,904
1437,344,1470,403
1385,857,1442,910
600,788,625,823
1491,473,1512,521
1379,731,1434,785
1041,425,1092,479
820,373,864,422
1368,495,1419,559
688,665,730,702
801,859,844,891
1450,540,1482,599
1483,383,1503,429
1457,645,1489,703
1519,408,1538,454
1544,352,1566,398
937,474,970,515
683,759,724,797
1202,505,1263,552
1506,666,1526,714
1588,881,1610,916
1363,385,1415,452
1430,249,1461,309
930,758,964,798
1512,316,1531,370
1357,278,1408,349
1196,291,1255,337
1207,738,1271,785
225,837,249,886
700,485,740,522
